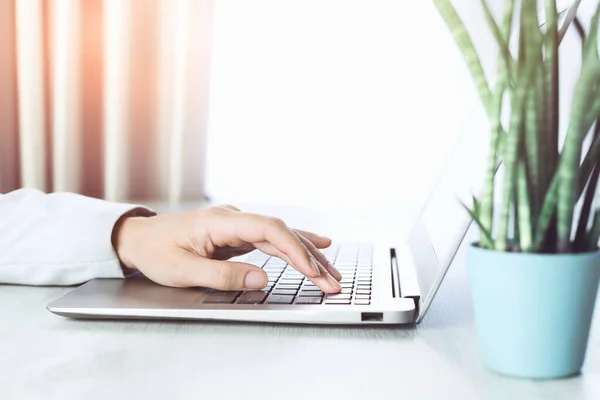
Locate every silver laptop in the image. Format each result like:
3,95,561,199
46,2,573,324
47,103,488,325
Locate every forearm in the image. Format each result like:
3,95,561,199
0,188,154,286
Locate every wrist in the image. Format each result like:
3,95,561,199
112,211,151,272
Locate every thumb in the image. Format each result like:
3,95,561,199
172,250,268,291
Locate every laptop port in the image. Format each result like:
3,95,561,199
361,312,383,322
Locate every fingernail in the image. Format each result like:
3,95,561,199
326,273,342,291
245,271,267,289
310,258,321,276
327,261,342,281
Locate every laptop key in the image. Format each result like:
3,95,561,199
276,283,301,290
266,294,295,304
280,279,303,285
355,294,371,299
272,289,298,296
325,299,351,304
299,291,324,297
295,297,323,305
237,291,269,304
263,267,283,274
354,299,371,305
356,289,371,295
326,294,352,300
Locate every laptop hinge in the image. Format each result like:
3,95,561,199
391,246,421,316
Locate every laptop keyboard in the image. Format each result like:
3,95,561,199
202,243,373,305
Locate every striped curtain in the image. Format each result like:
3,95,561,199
0,0,213,203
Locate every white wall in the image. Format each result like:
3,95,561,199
204,0,587,208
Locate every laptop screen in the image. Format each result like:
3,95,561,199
406,102,491,319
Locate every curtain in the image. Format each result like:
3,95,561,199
0,0,213,203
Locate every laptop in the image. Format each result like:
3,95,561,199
46,99,490,325
46,1,574,325
44,224,470,325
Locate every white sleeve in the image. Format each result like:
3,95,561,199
0,188,156,286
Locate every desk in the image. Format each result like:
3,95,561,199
2,203,600,399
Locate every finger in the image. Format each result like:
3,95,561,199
296,233,341,281
212,244,256,260
218,212,321,278
170,249,268,290
253,241,341,293
307,260,342,294
294,229,332,249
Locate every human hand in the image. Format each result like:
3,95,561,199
112,205,342,293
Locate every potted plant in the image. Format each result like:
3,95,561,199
433,0,600,379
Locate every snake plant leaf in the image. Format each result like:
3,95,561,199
472,195,481,217
496,1,539,252
481,0,515,84
575,163,600,251
586,210,600,251
526,76,541,215
556,63,600,252
579,122,600,197
535,121,599,251
534,173,560,250
517,161,533,252
555,6,600,252
558,0,583,44
544,0,560,180
459,200,494,249
583,1,600,59
581,4,600,131
585,95,600,132
432,0,493,119
574,17,586,49
522,0,543,216
479,0,515,237
496,85,527,251
575,120,600,248
581,2,600,133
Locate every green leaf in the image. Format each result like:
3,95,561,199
556,63,600,252
584,95,600,132
481,0,515,84
534,173,560,250
575,163,600,251
579,122,600,196
575,120,600,250
472,195,481,217
460,199,494,249
496,28,537,251
583,1,600,60
525,75,541,217
496,91,526,251
586,210,600,251
558,0,583,44
479,0,515,240
432,0,493,119
517,161,533,252
543,0,560,188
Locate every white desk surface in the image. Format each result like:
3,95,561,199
2,202,600,400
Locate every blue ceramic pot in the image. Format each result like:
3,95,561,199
467,244,600,379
